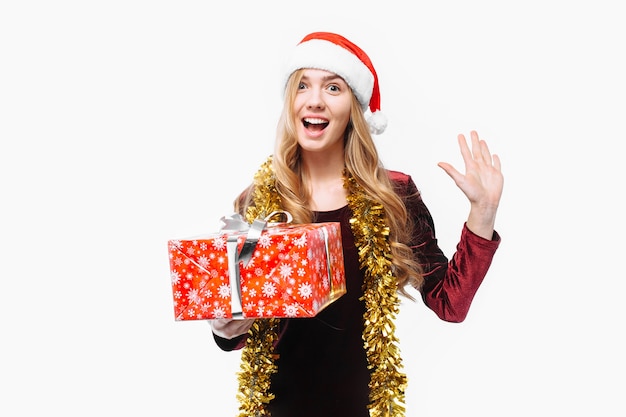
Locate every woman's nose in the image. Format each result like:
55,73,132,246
306,88,324,109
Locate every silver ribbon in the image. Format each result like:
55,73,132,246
219,211,292,318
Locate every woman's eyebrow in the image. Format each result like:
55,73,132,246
300,74,343,83
321,74,343,82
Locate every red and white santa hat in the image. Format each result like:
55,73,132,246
283,32,387,135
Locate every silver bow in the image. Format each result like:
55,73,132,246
219,211,292,318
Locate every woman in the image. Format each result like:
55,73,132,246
210,32,503,417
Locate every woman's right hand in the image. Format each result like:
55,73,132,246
209,318,255,339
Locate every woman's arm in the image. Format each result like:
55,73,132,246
400,170,501,322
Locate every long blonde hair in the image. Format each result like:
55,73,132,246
236,69,424,296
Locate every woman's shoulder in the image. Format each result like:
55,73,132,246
386,169,417,191
386,169,412,185
385,169,421,199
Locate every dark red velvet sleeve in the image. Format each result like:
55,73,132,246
212,332,247,351
389,170,501,322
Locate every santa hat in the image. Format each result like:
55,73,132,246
283,32,387,135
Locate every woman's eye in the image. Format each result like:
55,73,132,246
298,82,307,90
328,84,340,92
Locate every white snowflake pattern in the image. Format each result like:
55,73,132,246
218,283,231,298
197,255,210,269
297,268,306,277
187,288,201,304
283,304,299,317
262,282,276,298
244,302,255,311
212,306,226,318
171,271,181,285
185,246,195,255
249,288,257,298
258,234,272,248
279,263,293,279
212,236,226,250
315,259,323,273
200,242,207,250
293,234,307,248
322,276,330,289
298,282,312,299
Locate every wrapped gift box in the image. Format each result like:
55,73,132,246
168,218,346,320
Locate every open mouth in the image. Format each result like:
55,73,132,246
303,117,329,132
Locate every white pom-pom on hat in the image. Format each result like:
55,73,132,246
366,111,388,135
283,32,387,135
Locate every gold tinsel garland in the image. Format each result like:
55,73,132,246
236,157,282,417
345,174,407,417
236,156,407,417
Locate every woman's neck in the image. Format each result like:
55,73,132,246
301,149,345,181
301,151,347,211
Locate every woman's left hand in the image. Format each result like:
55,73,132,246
438,130,503,239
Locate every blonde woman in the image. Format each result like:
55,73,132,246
210,32,503,417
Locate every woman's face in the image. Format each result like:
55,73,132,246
292,68,352,155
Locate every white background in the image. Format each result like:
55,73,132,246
1,1,624,416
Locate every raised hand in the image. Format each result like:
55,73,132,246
437,130,503,239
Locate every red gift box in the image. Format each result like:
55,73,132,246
168,215,346,320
